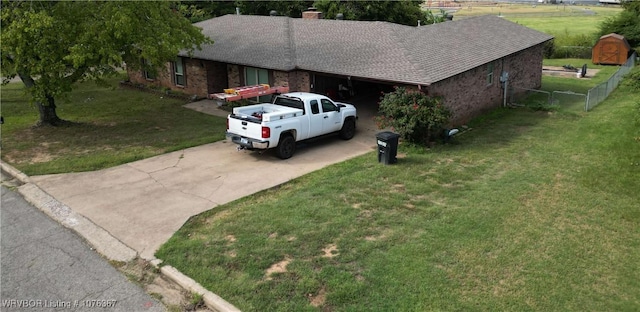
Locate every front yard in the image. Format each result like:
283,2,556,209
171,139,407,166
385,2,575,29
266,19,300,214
0,78,227,175
155,66,640,311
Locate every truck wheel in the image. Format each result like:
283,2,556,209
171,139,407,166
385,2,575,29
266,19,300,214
339,118,356,140
276,134,296,159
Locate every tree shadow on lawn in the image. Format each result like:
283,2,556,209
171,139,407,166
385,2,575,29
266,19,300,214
2,120,165,169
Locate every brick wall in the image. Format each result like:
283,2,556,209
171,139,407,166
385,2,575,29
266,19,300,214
428,44,545,125
502,44,544,90
302,11,323,19
227,65,241,88
273,71,290,88
126,62,171,89
180,58,206,97
126,58,209,98
288,71,311,92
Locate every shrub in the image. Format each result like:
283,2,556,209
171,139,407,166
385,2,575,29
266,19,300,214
546,33,596,59
621,68,640,91
375,87,451,145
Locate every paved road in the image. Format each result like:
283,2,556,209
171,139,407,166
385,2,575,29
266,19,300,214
1,186,165,312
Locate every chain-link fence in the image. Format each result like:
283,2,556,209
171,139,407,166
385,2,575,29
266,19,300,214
509,87,551,107
552,90,587,111
586,52,637,111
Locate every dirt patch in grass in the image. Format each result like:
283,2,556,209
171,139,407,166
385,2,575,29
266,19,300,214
322,244,339,258
225,234,237,243
265,257,291,280
205,210,234,223
392,184,406,192
309,286,327,307
365,232,388,241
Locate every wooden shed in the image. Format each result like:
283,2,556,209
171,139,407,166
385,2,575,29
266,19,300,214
592,33,631,65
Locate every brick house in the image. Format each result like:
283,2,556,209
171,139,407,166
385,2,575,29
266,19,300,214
127,12,553,125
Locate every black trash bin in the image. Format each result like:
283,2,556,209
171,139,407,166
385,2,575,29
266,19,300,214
376,131,400,165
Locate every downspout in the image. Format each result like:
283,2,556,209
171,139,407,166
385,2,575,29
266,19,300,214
501,57,508,107
503,78,508,108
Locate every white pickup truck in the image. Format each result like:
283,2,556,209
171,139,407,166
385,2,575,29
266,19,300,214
226,92,357,159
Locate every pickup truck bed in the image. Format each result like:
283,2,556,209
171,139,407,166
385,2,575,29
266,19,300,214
232,104,303,122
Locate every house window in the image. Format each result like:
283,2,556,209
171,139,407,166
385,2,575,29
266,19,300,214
245,67,269,102
487,62,494,85
173,57,185,87
143,59,155,80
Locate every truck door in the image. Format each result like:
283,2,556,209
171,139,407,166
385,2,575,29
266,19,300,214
307,99,325,138
321,99,343,133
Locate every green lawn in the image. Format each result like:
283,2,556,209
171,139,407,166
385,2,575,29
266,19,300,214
452,3,622,44
0,78,227,175
155,66,640,311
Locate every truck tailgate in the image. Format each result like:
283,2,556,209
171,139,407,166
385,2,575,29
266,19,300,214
228,115,263,139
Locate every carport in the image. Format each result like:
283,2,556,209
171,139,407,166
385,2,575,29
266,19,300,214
311,73,395,101
309,73,395,137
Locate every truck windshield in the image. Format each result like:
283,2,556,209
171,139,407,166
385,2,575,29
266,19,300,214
274,97,305,115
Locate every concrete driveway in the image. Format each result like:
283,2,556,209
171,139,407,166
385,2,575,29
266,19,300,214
30,99,381,260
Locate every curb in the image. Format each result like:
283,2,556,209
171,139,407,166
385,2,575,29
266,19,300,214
1,161,31,184
149,259,241,312
1,161,241,312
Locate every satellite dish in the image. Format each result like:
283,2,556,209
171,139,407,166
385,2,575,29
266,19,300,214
581,64,587,78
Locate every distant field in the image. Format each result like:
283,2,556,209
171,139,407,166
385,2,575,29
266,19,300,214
430,3,622,36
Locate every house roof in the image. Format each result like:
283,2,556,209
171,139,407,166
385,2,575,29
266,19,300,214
186,14,553,85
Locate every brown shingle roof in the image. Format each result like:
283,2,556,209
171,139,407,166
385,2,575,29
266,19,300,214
187,14,553,85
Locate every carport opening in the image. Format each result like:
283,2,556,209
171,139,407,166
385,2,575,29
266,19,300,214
312,73,394,120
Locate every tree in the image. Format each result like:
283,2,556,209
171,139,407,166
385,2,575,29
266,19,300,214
236,0,314,18
175,1,238,23
1,1,210,126
598,0,640,49
313,0,443,26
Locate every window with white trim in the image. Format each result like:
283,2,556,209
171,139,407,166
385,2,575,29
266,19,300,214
174,57,185,86
487,62,494,85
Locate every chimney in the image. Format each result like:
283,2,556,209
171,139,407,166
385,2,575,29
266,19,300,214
302,7,323,19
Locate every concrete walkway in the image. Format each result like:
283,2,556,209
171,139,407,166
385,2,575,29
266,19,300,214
29,100,380,260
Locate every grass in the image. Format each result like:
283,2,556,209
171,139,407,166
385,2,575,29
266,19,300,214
0,78,227,175
155,65,640,311
452,3,622,38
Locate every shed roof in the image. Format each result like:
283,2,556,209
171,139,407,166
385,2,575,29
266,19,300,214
186,14,553,85
597,33,632,50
